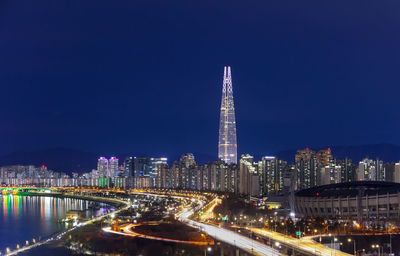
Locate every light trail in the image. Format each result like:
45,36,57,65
135,190,351,256
102,224,212,246
133,191,280,256
199,197,221,222
178,207,281,256
247,228,352,256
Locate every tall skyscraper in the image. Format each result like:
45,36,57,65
218,66,238,164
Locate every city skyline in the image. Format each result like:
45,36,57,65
3,145,400,195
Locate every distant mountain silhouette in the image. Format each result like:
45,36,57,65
0,148,215,174
0,148,99,174
168,152,215,165
275,143,400,163
1,144,399,174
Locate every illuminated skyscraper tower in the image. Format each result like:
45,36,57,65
218,66,238,164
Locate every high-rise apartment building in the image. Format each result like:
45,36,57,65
218,66,238,165
155,163,170,188
385,162,395,182
335,157,355,182
124,157,134,177
357,158,385,181
295,148,318,189
134,157,149,178
209,159,225,191
108,157,119,177
320,165,342,185
258,156,288,195
148,157,168,183
239,154,259,196
180,153,195,168
169,153,197,189
394,163,400,183
201,164,212,191
97,157,108,177
316,148,333,166
179,153,196,189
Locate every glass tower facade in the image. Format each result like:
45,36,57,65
218,66,238,164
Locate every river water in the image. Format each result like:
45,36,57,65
0,195,113,253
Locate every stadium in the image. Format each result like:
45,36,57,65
294,181,400,223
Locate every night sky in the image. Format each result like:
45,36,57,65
1,1,400,158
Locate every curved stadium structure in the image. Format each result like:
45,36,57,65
295,181,400,223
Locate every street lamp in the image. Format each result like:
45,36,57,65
348,238,356,256
372,244,380,256
204,246,212,256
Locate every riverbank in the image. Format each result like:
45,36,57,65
3,193,130,256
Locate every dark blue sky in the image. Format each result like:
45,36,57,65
0,0,399,158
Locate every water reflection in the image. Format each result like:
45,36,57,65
0,195,113,251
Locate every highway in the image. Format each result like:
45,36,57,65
178,206,281,256
247,228,352,256
132,191,280,255
138,191,351,256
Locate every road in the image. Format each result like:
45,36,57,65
178,206,281,256
132,191,280,256
137,191,352,256
103,224,211,245
247,228,352,256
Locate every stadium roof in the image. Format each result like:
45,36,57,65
295,181,400,198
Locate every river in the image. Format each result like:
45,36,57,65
0,194,114,254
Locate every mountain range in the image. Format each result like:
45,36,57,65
0,144,399,174
274,143,400,163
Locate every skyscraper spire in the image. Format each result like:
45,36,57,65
218,66,238,164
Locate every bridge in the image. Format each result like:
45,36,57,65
0,187,58,195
